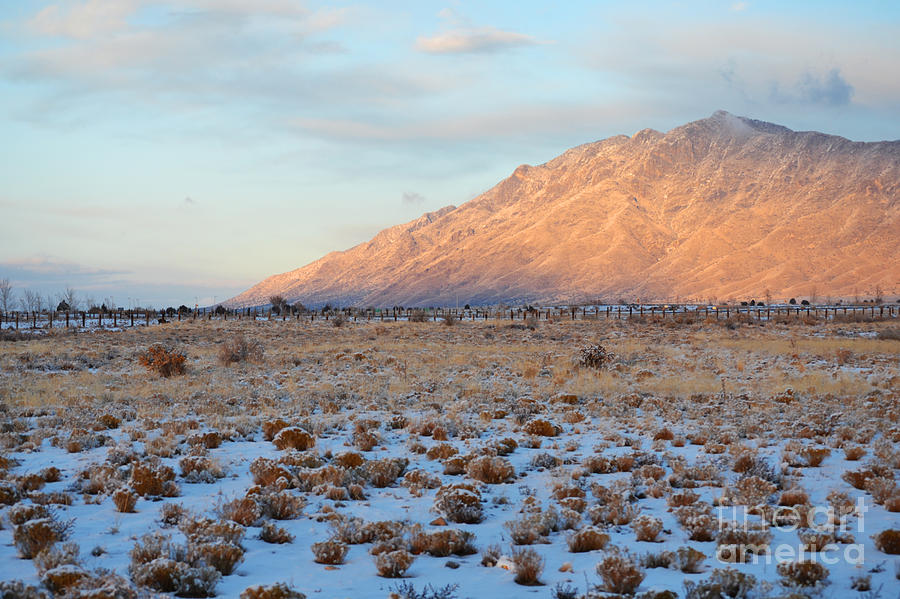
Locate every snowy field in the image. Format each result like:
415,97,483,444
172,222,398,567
0,317,898,599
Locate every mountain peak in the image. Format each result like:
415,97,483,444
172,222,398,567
226,114,899,308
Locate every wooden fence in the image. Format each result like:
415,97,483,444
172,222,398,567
1,303,897,331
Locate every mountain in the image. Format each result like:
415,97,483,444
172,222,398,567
226,111,900,307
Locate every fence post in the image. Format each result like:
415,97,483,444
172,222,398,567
147,311,150,326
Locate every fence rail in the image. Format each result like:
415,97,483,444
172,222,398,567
1,303,897,331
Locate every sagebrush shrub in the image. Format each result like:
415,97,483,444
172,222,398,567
511,547,544,586
130,460,179,497
375,550,415,578
578,344,615,369
259,521,294,544
240,583,306,599
273,428,315,451
190,541,244,575
632,514,663,542
434,484,483,524
311,540,349,564
523,418,561,437
466,456,515,484
596,548,645,595
776,560,829,586
218,335,263,365
14,516,72,559
258,491,305,520
138,344,186,377
566,527,609,552
873,529,900,554
218,497,262,527
112,488,138,513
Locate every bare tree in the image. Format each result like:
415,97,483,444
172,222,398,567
21,289,40,312
61,286,79,312
0,278,12,313
874,286,884,305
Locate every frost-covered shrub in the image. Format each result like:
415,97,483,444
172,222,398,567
258,491,305,520
466,456,514,484
578,344,615,369
434,484,483,524
112,488,138,513
14,516,72,559
511,547,544,586
138,344,186,377
218,335,263,365
409,529,476,557
189,541,244,575
259,521,294,544
776,560,829,587
240,583,306,599
311,540,349,564
130,460,179,497
366,458,408,488
632,515,663,542
566,527,609,553
218,497,262,527
179,456,226,483
375,550,415,578
873,529,900,554
673,546,705,573
273,428,315,451
523,418,561,437
596,547,644,595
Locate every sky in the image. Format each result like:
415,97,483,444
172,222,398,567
1,1,899,308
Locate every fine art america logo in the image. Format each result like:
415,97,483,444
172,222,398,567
715,498,868,565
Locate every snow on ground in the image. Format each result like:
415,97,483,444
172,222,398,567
0,317,898,598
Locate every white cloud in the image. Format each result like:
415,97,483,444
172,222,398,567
417,26,542,54
416,8,545,54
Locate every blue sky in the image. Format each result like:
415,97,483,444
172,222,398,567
1,1,899,308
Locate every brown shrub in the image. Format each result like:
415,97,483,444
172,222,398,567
8,504,51,526
138,344,186,377
668,490,699,508
365,457,408,488
632,515,663,542
218,335,263,365
262,419,290,441
596,548,645,595
566,527,609,552
653,427,675,441
273,428,315,451
732,476,776,506
511,547,544,586
865,477,897,504
257,491,305,520
583,455,615,474
160,503,187,527
777,560,829,586
523,418,561,437
190,541,244,575
130,461,179,497
673,546,705,573
466,456,515,484
411,529,477,557
14,516,72,559
374,550,414,578
873,529,900,554
843,446,866,461
426,443,458,461
249,458,292,488
434,484,483,524
779,488,809,507
842,468,876,490
240,583,306,599
259,521,293,544
112,488,138,513
218,497,262,527
311,539,349,564
334,451,365,469
179,517,245,546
